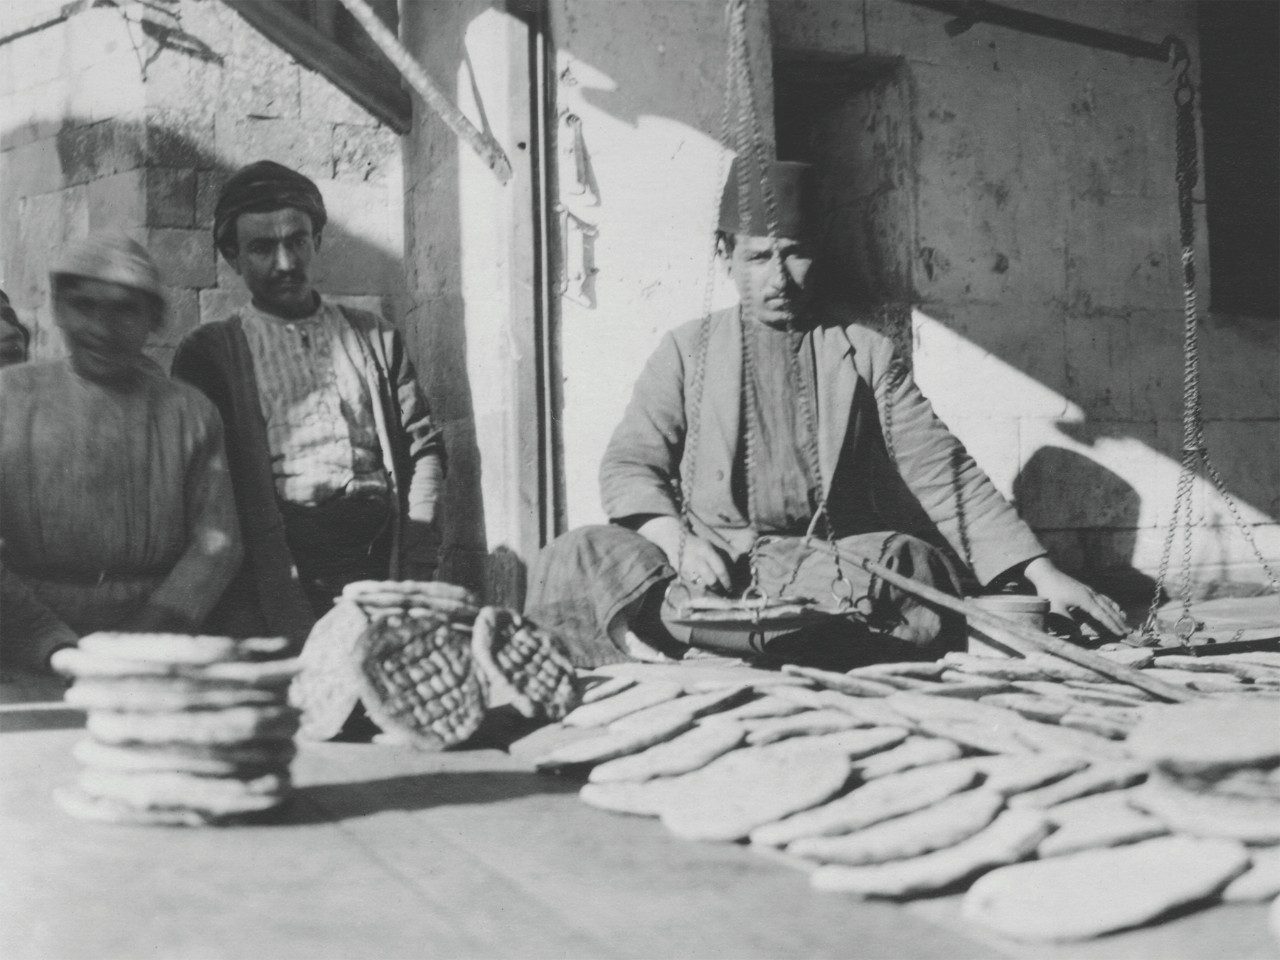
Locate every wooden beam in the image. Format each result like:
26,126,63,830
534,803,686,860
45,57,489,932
223,0,411,134
338,0,512,184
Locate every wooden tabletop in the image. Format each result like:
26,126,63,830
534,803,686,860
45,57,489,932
1,685,1275,960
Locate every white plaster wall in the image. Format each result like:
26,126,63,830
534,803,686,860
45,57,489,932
550,0,774,530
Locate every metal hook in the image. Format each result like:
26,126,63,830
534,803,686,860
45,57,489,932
664,580,692,612
1173,612,1200,643
830,574,855,611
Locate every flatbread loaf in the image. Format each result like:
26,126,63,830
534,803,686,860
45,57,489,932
1008,762,1148,809
561,682,683,728
610,686,748,733
54,786,280,827
73,738,294,777
534,716,693,770
744,710,860,745
86,705,300,746
697,694,805,725
1036,807,1167,858
78,633,244,665
960,836,1249,941
658,739,854,842
1221,848,1280,902
1130,773,1280,844
580,676,636,704
51,648,300,686
65,678,282,712
78,768,288,816
291,600,373,740
579,779,681,817
982,754,1088,797
750,760,980,847
587,724,746,783
810,809,1049,898
789,790,1004,865
852,736,962,780
1126,700,1280,774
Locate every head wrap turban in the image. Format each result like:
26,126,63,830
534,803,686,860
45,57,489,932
214,160,327,252
718,158,813,238
50,232,164,299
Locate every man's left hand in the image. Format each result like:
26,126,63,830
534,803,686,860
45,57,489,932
1023,556,1128,637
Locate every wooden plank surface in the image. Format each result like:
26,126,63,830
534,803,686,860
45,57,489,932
1,702,1275,959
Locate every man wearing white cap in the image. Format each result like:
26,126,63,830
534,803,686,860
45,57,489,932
526,160,1127,668
0,233,242,670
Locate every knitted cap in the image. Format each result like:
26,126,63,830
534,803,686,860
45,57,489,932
50,232,163,298
214,160,327,250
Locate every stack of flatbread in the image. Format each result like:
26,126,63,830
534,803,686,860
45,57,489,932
51,633,300,826
516,648,1280,944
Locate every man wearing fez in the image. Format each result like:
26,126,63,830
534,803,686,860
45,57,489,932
173,161,445,648
526,160,1127,668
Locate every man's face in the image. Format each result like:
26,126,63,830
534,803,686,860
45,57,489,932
226,207,320,319
54,277,155,382
729,233,814,327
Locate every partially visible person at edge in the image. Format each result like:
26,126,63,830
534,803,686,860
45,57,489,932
524,159,1128,670
0,289,31,366
0,234,243,672
172,160,445,651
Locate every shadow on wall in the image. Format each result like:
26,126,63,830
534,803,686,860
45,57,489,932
396,2,496,602
3,116,406,368
1013,436,1155,605
546,6,1278,598
3,113,493,595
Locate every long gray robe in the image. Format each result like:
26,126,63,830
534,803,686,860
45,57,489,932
527,308,1045,666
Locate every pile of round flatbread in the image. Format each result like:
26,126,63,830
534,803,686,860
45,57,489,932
517,648,1280,944
51,633,301,827
291,581,579,748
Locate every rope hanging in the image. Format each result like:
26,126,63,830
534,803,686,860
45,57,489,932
1141,38,1280,642
666,0,851,624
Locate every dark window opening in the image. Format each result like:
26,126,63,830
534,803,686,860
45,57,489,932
1198,0,1279,318
773,53,914,355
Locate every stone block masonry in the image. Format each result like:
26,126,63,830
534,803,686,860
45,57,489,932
0,0,404,366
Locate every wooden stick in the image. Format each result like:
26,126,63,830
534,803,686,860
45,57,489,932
804,540,1196,704
338,0,513,184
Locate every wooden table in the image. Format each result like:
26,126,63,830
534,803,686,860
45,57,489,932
1,684,1275,959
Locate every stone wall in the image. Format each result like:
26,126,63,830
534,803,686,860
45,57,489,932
0,0,403,372
399,0,540,602
540,0,1276,598
770,0,1278,598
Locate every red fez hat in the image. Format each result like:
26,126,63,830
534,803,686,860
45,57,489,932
718,158,813,237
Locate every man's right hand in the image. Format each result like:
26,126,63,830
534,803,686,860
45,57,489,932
637,516,732,593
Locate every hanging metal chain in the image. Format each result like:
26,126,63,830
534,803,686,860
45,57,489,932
728,0,848,607
1142,38,1280,640
667,1,740,607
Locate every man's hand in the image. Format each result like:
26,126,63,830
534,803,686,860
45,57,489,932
1023,556,1128,637
637,516,733,593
